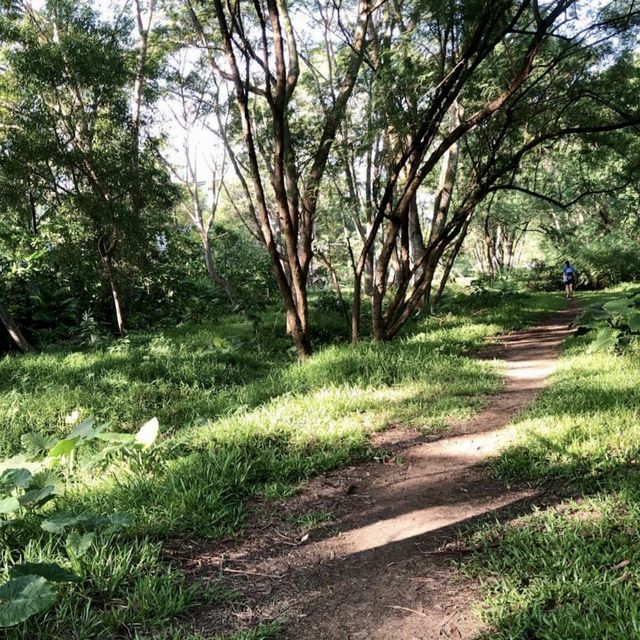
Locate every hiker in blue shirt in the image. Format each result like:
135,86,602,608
562,260,576,298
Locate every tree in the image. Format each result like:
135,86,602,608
179,0,371,357
163,55,238,306
0,0,176,336
333,0,640,340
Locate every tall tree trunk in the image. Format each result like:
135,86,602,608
408,194,426,281
0,300,32,353
371,219,396,342
351,271,363,344
200,229,238,307
99,242,126,335
426,102,463,249
131,0,156,211
432,213,473,309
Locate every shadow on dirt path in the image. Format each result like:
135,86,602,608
174,303,580,640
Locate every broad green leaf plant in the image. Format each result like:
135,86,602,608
576,291,640,352
0,416,159,627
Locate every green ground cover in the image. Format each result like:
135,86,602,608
0,291,563,639
468,287,640,639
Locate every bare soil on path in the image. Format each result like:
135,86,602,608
174,305,579,640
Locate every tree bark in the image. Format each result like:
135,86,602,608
432,213,473,309
0,300,33,353
200,229,238,307
351,271,363,345
427,102,463,250
98,240,126,335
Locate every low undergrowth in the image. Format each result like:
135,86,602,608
467,289,640,639
0,291,563,638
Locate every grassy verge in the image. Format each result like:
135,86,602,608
0,291,564,639
467,289,640,639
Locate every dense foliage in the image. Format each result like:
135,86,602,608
0,0,638,356
1,0,640,637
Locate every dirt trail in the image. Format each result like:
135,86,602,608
182,306,578,640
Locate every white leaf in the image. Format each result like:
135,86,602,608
64,410,80,425
134,418,159,449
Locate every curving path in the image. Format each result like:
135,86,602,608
183,306,579,640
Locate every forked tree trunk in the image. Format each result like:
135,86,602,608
189,0,370,359
0,300,32,353
201,230,238,307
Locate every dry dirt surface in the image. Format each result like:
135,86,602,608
169,305,579,640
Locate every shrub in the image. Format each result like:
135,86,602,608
575,289,640,351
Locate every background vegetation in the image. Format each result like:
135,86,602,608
0,0,639,637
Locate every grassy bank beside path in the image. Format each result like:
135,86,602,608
468,288,640,639
0,291,564,639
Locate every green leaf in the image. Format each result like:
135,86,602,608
104,511,134,534
48,438,80,458
627,310,640,333
0,468,32,491
0,498,20,515
41,512,95,534
65,531,94,558
603,298,633,315
134,417,159,449
95,432,135,444
21,433,58,459
0,576,57,627
576,305,608,328
9,563,79,583
0,456,41,474
18,485,55,508
587,328,620,353
67,417,101,440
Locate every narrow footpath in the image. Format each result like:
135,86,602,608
184,306,578,640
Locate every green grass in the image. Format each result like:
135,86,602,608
289,510,333,533
131,621,282,639
466,289,640,639
0,291,564,639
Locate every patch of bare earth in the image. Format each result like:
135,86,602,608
166,306,578,640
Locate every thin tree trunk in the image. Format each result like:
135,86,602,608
132,0,156,210
0,300,32,353
99,246,126,335
317,249,349,327
432,214,473,309
351,271,362,344
408,194,426,281
201,230,238,307
426,102,463,250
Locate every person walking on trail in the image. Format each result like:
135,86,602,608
562,260,576,298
